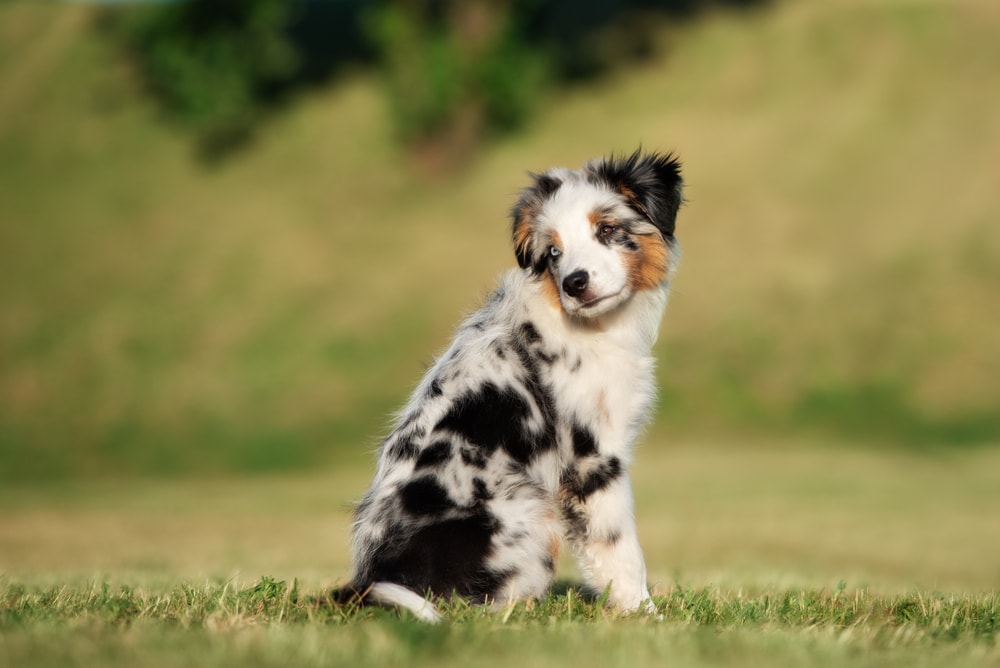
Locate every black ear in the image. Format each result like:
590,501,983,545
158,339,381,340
510,172,562,271
586,150,683,239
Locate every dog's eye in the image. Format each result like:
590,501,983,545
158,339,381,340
597,224,618,239
549,245,561,258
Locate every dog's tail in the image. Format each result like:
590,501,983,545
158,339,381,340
331,582,443,623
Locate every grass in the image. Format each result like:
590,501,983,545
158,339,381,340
3,445,999,591
1,578,998,668
1,444,998,666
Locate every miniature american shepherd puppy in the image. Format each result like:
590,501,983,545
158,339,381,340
335,149,684,621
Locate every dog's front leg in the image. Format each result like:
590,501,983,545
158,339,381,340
560,465,656,613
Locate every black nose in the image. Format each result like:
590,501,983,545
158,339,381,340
562,270,589,298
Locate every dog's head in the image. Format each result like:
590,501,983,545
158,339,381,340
511,150,683,317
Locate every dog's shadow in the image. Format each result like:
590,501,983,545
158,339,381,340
548,579,601,603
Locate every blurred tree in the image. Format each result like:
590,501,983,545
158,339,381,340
364,0,547,167
108,0,767,162
114,0,301,156
522,0,765,79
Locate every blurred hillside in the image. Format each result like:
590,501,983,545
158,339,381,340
1,0,999,480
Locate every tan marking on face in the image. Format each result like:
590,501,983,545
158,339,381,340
539,230,564,310
588,209,617,234
618,185,653,222
541,270,562,310
512,214,534,264
549,230,563,253
627,232,670,291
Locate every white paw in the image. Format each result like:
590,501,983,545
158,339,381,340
613,589,658,616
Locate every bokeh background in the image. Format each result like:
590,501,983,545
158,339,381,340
1,0,999,591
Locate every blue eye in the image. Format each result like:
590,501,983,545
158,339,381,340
549,245,561,258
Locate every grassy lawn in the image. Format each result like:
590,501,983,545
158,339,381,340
2,445,999,666
2,579,997,668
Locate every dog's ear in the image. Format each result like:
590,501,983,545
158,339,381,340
511,172,562,272
586,150,683,239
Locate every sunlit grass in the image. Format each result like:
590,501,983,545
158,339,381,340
1,577,997,668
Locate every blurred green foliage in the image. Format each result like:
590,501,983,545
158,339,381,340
365,2,548,145
107,0,768,158
108,0,556,156
114,0,300,153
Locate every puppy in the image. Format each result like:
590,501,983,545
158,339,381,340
335,150,683,621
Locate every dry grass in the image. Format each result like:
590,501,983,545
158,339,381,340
2,444,997,594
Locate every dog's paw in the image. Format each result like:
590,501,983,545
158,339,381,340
613,590,660,618
643,598,665,621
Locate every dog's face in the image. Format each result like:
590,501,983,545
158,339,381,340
511,151,684,317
